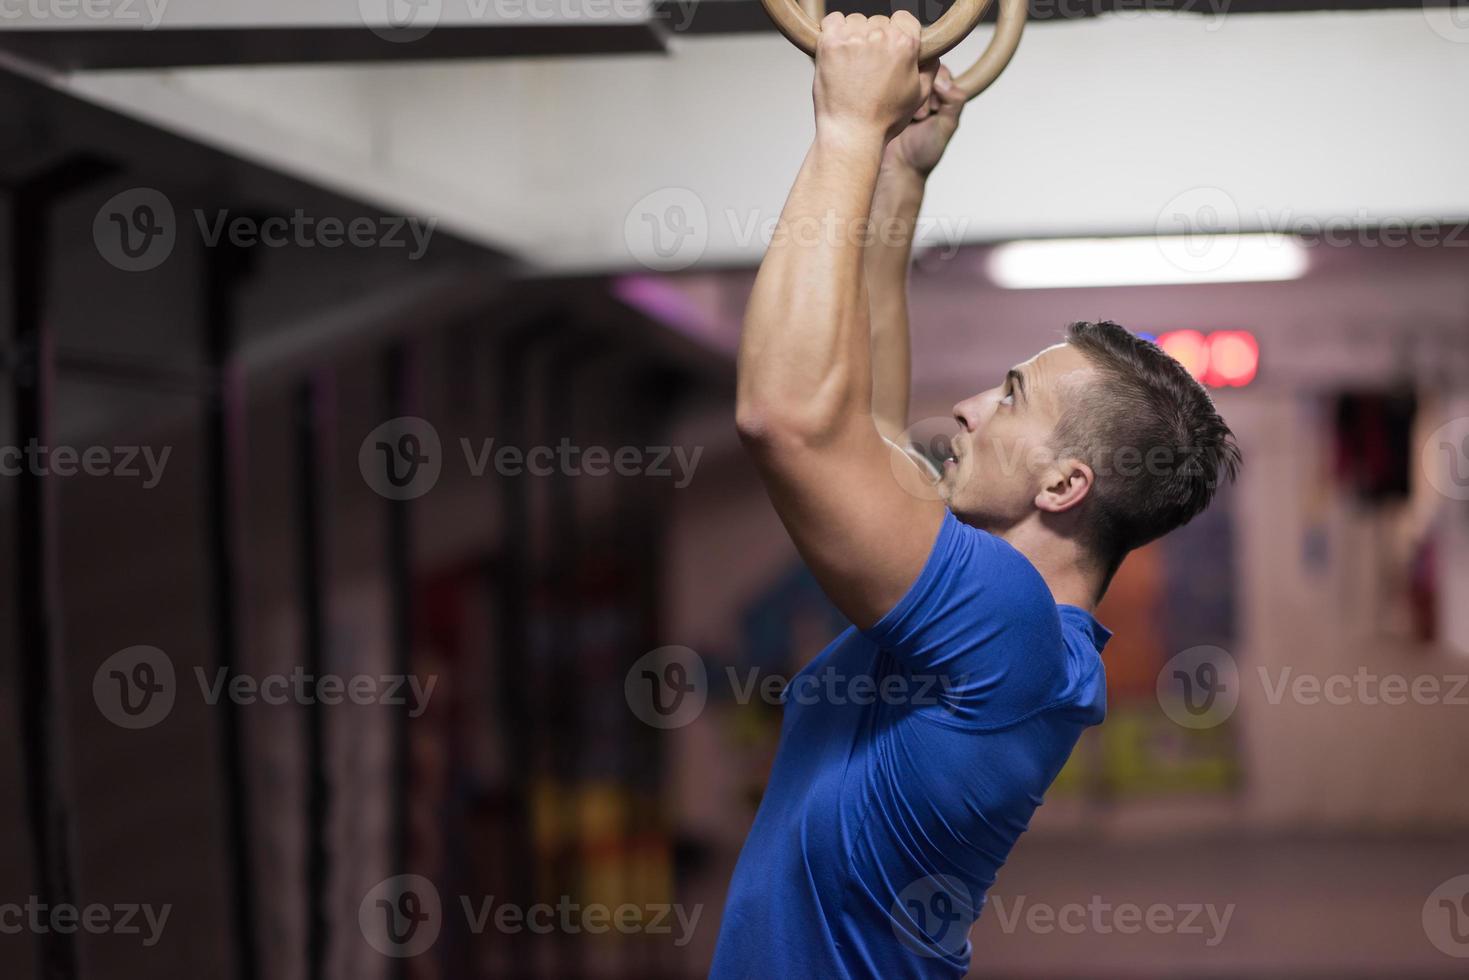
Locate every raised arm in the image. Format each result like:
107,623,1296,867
735,11,945,630
866,65,967,443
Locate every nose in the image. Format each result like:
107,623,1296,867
952,392,989,432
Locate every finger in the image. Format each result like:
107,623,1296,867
933,65,967,111
891,9,921,40
915,60,935,107
818,10,846,41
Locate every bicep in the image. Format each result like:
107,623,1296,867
747,421,947,629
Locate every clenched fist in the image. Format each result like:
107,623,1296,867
813,11,933,145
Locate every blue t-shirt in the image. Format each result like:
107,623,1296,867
709,510,1109,979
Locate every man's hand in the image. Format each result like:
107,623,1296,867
813,11,932,145
735,5,945,632
864,64,966,442
884,64,966,179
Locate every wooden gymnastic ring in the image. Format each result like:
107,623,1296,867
761,0,991,65
766,0,1028,101
951,0,1027,100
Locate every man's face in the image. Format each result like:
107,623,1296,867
938,343,1098,529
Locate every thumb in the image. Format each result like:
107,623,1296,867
932,65,967,114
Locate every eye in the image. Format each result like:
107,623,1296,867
999,382,1015,406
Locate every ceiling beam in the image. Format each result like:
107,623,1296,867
0,25,667,70
653,0,1462,36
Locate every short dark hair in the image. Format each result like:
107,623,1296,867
1054,320,1241,581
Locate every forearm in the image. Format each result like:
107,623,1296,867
864,162,926,441
737,124,888,441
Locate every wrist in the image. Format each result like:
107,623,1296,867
814,118,888,158
878,155,930,194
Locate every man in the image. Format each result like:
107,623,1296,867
712,11,1240,978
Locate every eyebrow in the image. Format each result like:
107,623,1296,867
1006,369,1027,403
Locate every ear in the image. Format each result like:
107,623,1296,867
1034,457,1093,515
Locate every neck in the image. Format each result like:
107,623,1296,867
994,519,1105,613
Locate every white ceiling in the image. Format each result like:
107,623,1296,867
42,7,1469,271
